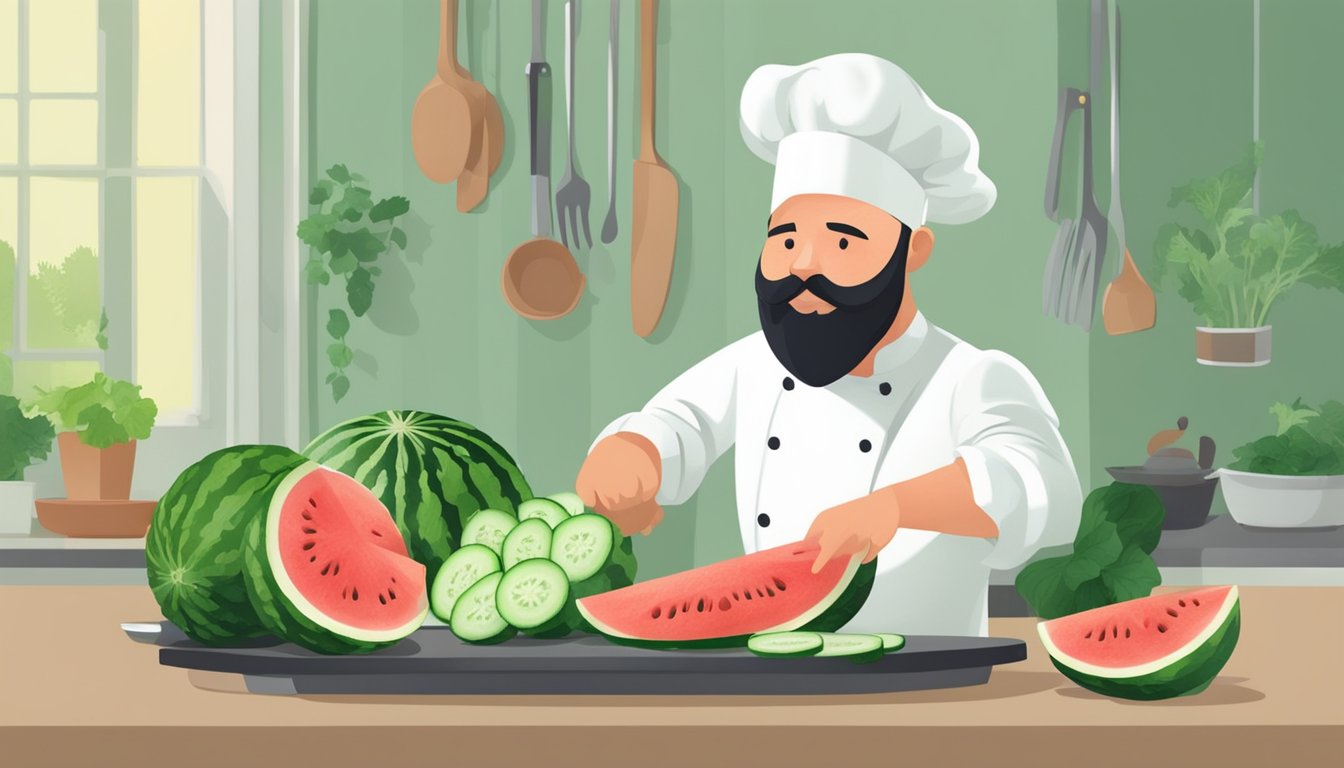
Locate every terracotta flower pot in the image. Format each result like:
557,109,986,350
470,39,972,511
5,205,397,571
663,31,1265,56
57,432,137,501
1195,325,1272,367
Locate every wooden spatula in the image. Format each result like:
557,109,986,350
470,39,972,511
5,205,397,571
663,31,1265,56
630,0,679,338
411,0,478,184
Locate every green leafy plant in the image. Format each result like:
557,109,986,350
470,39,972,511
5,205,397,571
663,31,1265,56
297,164,411,403
1015,483,1165,620
27,372,158,449
1153,143,1344,328
1228,399,1344,476
0,394,56,482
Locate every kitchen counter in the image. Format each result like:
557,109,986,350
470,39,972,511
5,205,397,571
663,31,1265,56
2,586,1340,767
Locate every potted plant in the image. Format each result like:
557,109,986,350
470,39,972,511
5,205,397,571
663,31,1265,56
27,373,158,500
0,395,56,534
1216,399,1344,529
1154,143,1344,366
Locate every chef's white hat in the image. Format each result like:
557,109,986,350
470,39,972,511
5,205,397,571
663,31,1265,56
740,53,996,227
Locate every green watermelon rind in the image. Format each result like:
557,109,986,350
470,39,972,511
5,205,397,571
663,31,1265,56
241,463,428,656
1044,599,1241,701
587,559,877,651
303,410,533,591
145,445,309,646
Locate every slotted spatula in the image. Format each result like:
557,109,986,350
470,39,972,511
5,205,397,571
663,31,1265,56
630,0,679,338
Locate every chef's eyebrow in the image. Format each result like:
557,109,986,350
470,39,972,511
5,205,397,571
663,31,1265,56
767,222,796,237
826,222,868,240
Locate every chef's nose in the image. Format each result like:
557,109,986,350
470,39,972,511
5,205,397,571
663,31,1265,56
789,238,821,279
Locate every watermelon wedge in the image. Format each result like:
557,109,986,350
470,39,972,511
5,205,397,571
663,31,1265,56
576,541,875,648
243,462,429,654
1037,585,1241,700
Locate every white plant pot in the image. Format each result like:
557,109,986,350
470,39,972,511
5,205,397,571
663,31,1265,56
0,481,36,535
1216,469,1344,529
1195,325,1271,367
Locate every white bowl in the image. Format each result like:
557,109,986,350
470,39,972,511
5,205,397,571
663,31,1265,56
1216,469,1344,528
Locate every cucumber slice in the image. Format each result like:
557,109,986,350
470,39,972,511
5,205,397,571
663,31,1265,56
429,544,500,623
501,518,554,571
748,631,823,658
518,498,570,528
547,491,587,517
876,633,906,653
496,558,570,636
816,633,884,663
449,572,516,644
551,513,617,582
461,508,518,556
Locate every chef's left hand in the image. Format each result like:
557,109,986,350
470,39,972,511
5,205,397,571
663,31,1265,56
804,489,899,574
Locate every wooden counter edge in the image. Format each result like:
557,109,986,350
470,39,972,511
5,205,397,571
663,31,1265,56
4,724,1340,767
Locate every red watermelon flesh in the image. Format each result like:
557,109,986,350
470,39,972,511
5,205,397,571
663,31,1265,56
277,468,426,633
1040,585,1235,671
577,541,865,644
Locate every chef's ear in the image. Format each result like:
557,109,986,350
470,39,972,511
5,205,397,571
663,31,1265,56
906,226,935,272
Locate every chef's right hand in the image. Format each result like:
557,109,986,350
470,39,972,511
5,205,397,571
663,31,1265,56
576,432,665,536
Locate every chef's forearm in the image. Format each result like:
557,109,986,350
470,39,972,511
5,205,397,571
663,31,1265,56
879,458,1000,539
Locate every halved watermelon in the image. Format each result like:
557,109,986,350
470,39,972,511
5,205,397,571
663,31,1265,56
576,541,875,648
243,462,429,654
1038,585,1241,700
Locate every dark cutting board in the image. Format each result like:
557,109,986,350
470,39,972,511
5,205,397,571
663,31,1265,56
142,623,1027,696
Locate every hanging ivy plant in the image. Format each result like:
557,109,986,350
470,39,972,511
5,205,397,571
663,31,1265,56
297,164,411,402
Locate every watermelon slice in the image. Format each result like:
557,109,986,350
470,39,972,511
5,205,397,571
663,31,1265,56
243,462,429,654
1037,585,1241,700
576,541,875,648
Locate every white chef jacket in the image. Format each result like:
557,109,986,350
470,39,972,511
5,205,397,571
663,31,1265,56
593,311,1082,637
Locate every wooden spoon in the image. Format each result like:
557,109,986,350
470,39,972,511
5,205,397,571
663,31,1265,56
1102,248,1156,335
455,0,504,212
411,0,478,184
630,0,679,338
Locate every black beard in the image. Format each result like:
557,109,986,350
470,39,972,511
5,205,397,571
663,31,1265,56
755,226,911,388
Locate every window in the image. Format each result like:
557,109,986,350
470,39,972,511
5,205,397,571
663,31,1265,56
0,0,203,422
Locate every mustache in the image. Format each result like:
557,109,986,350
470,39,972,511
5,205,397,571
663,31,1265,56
755,225,911,309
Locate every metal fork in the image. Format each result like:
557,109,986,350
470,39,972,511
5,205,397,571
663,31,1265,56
555,0,592,250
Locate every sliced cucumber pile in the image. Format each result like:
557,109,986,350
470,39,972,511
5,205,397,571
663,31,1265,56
501,518,553,571
518,497,571,528
461,508,519,557
497,558,570,636
546,491,588,517
449,572,516,644
747,631,823,658
430,544,501,624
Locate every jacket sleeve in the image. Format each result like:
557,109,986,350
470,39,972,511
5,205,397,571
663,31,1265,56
589,339,745,506
949,350,1083,571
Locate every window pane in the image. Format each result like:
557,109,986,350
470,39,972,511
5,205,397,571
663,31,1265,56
137,0,198,166
0,177,14,353
135,176,195,414
29,99,99,165
29,0,99,94
13,360,100,401
0,98,15,164
0,0,16,93
28,177,100,350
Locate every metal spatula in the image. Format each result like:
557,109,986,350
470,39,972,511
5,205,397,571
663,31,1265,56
1042,87,1085,319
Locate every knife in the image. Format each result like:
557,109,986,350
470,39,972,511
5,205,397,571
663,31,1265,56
526,0,553,238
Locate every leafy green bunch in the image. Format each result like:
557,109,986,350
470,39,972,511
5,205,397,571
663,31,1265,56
1015,483,1165,620
1153,143,1344,328
0,394,56,482
1229,399,1344,476
297,164,411,402
27,372,158,449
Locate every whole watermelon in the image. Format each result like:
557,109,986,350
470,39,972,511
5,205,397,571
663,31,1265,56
146,445,308,645
303,410,532,590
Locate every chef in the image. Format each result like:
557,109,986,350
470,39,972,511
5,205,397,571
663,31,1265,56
575,53,1082,637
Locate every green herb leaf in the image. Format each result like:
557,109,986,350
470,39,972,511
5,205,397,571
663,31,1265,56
1066,518,1122,589
389,226,407,250
95,309,108,351
309,179,335,206
346,267,375,317
326,308,350,339
1270,401,1318,436
1014,556,1075,620
1099,544,1162,603
1301,242,1344,291
1098,483,1165,555
326,342,354,369
0,395,55,481
324,371,338,384
304,259,331,285
331,374,350,402
79,404,128,449
329,250,358,275
344,228,385,262
326,164,351,184
1168,142,1261,225
333,186,373,223
369,196,410,223
297,213,337,249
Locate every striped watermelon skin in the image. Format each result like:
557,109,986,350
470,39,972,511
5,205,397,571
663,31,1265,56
145,445,308,645
303,410,532,589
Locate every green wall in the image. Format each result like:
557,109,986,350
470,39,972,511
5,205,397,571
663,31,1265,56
303,0,1080,578
1062,0,1344,507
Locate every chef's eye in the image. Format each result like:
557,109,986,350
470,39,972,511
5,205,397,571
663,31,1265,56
784,238,794,250
838,238,849,250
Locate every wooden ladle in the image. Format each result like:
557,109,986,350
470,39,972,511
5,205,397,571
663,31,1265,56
411,0,479,184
